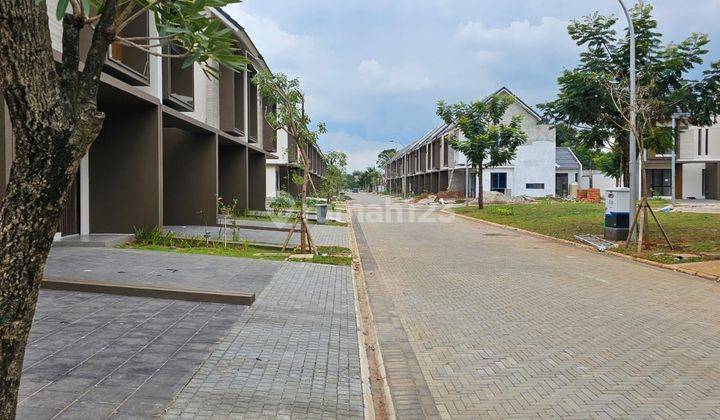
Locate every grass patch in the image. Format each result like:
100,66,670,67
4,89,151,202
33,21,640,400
125,227,352,266
453,200,720,264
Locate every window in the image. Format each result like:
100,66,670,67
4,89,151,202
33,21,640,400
163,44,194,111
649,169,671,197
699,129,703,155
490,172,507,192
706,129,710,156
526,183,545,190
109,6,150,83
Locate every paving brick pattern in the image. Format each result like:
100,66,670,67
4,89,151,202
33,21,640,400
45,247,280,295
351,193,720,419
164,263,364,418
18,290,244,419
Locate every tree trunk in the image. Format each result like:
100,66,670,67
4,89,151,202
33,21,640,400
621,137,630,188
0,1,114,416
478,166,484,209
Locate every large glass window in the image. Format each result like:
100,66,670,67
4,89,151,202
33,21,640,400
649,169,671,197
491,172,507,192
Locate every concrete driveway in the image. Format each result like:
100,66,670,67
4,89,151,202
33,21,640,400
350,193,720,418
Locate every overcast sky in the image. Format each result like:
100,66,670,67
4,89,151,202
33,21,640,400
225,0,720,171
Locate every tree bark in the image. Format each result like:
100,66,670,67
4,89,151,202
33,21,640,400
621,137,630,188
478,166,484,209
0,1,115,416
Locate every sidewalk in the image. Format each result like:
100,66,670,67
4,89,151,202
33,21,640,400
164,263,364,418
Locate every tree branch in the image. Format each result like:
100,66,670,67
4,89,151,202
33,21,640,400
80,0,117,102
115,0,159,34
60,14,83,110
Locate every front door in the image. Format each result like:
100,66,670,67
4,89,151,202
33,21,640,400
556,173,569,196
490,172,507,193
59,171,80,236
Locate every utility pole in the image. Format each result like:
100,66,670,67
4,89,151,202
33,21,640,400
618,0,638,235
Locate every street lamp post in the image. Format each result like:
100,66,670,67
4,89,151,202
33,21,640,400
618,0,638,236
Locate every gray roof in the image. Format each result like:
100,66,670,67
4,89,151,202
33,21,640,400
556,147,581,170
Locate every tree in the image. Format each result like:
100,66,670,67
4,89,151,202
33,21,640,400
359,167,381,192
376,148,397,169
0,0,244,415
437,94,528,209
253,71,326,254
539,3,719,187
321,151,348,201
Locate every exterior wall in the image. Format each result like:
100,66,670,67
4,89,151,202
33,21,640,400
507,141,556,197
678,124,720,162
89,104,162,233
162,128,218,226
579,170,618,198
499,100,555,145
267,130,290,165
681,163,706,199
218,144,248,210
248,151,266,210
266,166,278,198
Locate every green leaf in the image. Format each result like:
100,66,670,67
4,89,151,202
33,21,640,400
56,0,69,20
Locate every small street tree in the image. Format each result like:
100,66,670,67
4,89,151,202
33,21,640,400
0,0,245,415
376,148,397,168
321,151,348,202
437,94,528,209
254,71,326,254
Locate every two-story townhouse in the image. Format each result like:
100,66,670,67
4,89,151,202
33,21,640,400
0,5,277,242
385,87,582,198
644,122,720,200
266,132,326,198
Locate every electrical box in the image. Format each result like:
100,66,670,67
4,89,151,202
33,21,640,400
604,188,630,240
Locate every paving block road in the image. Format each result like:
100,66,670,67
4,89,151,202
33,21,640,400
164,263,364,418
350,193,720,419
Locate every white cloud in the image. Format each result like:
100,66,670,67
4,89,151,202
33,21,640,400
358,59,432,94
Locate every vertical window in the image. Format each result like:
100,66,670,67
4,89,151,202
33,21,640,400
702,169,706,196
706,129,710,156
699,129,702,155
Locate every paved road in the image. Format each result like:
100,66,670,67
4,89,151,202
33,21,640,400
350,193,720,419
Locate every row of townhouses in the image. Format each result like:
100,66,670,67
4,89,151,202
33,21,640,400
385,87,720,200
0,6,284,239
645,124,720,199
266,132,326,198
385,88,582,198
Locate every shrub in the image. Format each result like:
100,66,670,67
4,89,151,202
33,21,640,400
268,191,294,214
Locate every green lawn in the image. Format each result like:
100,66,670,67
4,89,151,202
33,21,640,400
123,242,353,266
453,200,720,264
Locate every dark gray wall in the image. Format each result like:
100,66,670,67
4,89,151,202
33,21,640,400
218,144,248,211
163,128,217,226
248,151,266,210
90,105,161,233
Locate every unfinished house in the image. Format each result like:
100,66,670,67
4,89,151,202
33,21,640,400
0,6,277,243
385,87,582,198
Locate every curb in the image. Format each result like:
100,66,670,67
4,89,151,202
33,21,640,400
42,277,255,305
347,207,395,420
445,209,720,283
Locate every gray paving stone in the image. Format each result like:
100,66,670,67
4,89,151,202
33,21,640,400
164,263,364,418
17,290,245,419
44,247,280,295
350,193,720,419
165,223,349,248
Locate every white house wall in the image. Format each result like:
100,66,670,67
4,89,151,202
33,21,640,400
266,166,278,198
509,141,557,197
682,163,706,199
267,130,289,165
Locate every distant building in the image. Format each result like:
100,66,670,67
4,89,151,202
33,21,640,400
384,87,581,198
266,131,325,198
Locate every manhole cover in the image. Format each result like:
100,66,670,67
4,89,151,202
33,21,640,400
484,233,509,237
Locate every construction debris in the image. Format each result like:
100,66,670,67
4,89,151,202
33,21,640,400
575,234,618,252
